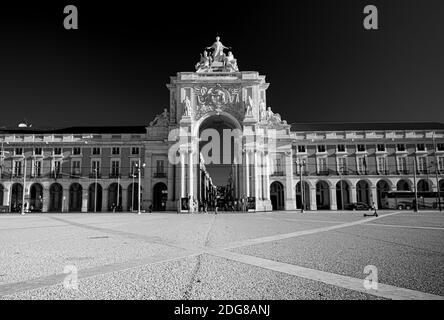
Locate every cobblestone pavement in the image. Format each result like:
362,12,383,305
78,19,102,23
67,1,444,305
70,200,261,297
0,210,443,300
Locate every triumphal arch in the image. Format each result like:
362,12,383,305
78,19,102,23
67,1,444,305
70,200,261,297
150,37,295,212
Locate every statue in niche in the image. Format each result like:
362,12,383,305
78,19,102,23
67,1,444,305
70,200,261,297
195,50,212,72
224,51,239,72
245,96,254,117
183,96,192,117
206,36,231,62
149,108,169,127
259,98,266,120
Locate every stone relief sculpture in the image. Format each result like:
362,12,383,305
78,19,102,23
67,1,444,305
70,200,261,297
183,96,192,117
149,108,169,127
244,96,254,117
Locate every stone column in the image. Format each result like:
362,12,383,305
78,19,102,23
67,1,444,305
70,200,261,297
371,186,378,209
254,151,260,199
42,187,50,212
81,189,88,212
310,187,317,211
180,151,186,198
145,153,153,204
350,186,357,204
329,185,337,210
284,151,296,210
245,150,250,197
122,187,128,211
102,186,108,212
265,152,271,200
188,150,194,198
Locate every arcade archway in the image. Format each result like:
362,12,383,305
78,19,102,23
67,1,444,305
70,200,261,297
417,179,431,192
397,179,411,191
69,183,82,212
0,184,3,206
11,183,23,212
30,183,43,212
376,180,391,209
49,183,63,212
270,181,284,210
88,183,102,212
336,180,350,210
127,183,139,211
316,181,330,210
296,181,310,210
153,182,167,211
107,183,122,211
356,180,371,206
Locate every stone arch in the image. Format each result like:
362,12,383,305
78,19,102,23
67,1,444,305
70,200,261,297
88,183,102,212
336,180,351,210
376,179,391,209
397,179,412,191
69,183,83,212
316,180,330,210
0,184,3,206
107,182,123,211
11,183,23,212
295,181,310,210
417,179,432,192
127,183,139,211
270,181,284,210
153,182,168,211
356,180,371,206
49,183,63,212
29,183,43,212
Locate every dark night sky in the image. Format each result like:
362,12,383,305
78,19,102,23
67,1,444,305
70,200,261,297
0,0,443,128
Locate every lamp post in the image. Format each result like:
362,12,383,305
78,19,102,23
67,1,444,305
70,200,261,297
131,169,135,212
432,133,442,211
339,166,346,211
94,168,98,213
297,157,306,213
413,157,418,212
21,157,27,215
135,159,146,214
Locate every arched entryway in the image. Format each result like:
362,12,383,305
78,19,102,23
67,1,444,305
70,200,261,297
336,180,350,210
417,179,431,192
397,179,411,191
29,183,43,212
356,180,371,206
0,184,3,206
296,181,310,210
49,183,63,212
316,181,330,210
440,179,444,192
11,183,23,212
88,183,102,212
153,182,168,211
107,183,122,211
127,183,139,211
376,180,391,209
270,181,284,210
69,183,82,212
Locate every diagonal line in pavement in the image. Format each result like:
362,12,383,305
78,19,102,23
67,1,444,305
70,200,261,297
202,248,444,300
219,211,402,250
363,223,444,231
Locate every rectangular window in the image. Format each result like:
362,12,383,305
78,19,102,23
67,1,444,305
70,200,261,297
15,148,23,155
34,147,42,155
72,160,81,175
112,147,120,155
417,143,426,152
357,144,366,152
54,148,62,155
156,160,165,174
417,157,427,173
438,156,444,172
337,144,346,153
337,157,347,174
377,144,386,152
357,156,367,174
317,145,326,153
92,147,101,155
318,157,327,173
295,158,307,175
13,160,22,176
397,157,407,173
297,145,306,153
111,160,120,176
274,158,282,174
53,160,61,177
73,147,81,155
437,143,444,151
397,144,406,152
131,147,140,155
91,160,101,175
377,156,386,173
34,160,42,177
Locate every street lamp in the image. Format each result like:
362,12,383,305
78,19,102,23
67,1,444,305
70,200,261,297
94,168,98,213
135,159,146,214
339,166,346,211
296,157,306,213
432,132,442,211
21,157,27,215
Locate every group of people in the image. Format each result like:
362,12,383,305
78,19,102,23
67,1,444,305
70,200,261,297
178,196,252,214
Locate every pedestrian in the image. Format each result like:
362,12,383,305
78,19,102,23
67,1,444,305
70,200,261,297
215,205,218,215
372,202,378,217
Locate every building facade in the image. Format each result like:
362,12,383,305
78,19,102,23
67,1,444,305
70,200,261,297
1,38,444,212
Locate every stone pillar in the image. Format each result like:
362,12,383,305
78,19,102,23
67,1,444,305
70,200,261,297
329,185,337,210
62,188,69,213
180,151,186,198
254,151,260,199
145,154,153,203
188,150,194,198
102,186,108,212
284,151,296,210
265,152,271,200
350,186,357,204
371,186,378,209
245,150,250,197
81,189,88,212
121,187,128,211
42,187,50,212
310,187,317,211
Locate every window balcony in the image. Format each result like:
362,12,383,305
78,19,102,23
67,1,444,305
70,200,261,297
89,172,102,178
317,170,330,176
397,169,410,175
271,171,284,176
153,172,167,178
51,172,63,179
109,173,122,179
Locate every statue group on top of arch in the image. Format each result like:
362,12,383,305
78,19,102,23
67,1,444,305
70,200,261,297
149,108,170,127
195,37,239,73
